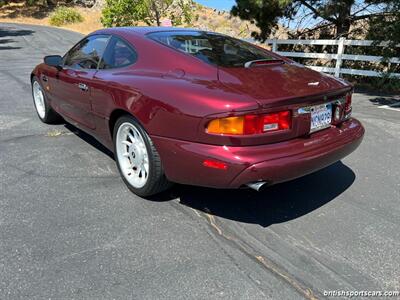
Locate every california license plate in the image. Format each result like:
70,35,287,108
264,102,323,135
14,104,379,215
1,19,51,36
310,103,332,132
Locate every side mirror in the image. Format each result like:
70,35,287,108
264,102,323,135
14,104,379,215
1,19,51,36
44,55,63,71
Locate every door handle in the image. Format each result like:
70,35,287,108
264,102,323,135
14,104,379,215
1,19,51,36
78,83,88,92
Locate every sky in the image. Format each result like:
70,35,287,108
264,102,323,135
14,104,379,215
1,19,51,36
195,0,236,11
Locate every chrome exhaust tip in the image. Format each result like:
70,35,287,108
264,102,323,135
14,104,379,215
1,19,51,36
246,181,268,192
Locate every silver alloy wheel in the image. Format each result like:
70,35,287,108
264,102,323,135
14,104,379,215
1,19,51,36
33,81,46,119
116,122,150,188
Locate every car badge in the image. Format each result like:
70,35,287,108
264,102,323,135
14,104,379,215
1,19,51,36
308,81,320,86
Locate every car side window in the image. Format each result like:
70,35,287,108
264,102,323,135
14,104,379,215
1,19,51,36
99,37,137,69
64,35,110,70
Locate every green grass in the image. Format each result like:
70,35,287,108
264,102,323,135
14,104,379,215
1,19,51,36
49,6,83,27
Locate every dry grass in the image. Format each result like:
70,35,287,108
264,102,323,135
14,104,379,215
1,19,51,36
0,1,102,34
46,129,63,137
190,5,259,38
61,8,102,34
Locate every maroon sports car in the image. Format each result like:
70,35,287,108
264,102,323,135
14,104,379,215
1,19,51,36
31,27,364,196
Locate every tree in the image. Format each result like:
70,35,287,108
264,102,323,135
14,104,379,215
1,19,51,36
169,0,194,25
147,0,173,26
101,0,153,27
231,0,399,41
366,0,400,75
367,0,400,45
101,0,193,27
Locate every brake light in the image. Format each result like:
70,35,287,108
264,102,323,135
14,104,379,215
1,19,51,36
243,115,263,134
206,111,291,135
345,92,352,115
264,111,291,131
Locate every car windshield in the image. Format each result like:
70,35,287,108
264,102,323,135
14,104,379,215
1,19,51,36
147,31,279,67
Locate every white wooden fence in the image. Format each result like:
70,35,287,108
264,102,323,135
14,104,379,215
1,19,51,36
264,38,400,78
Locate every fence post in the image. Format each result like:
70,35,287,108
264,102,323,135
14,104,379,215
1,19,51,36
272,39,277,52
335,37,346,77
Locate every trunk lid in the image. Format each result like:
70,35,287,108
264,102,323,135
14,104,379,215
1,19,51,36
218,62,351,108
204,63,353,146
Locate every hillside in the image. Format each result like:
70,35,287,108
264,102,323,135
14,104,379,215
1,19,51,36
0,1,289,38
190,3,259,38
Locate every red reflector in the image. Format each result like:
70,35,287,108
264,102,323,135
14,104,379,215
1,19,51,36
203,159,228,170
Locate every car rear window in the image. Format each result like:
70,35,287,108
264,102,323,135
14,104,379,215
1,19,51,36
147,31,278,68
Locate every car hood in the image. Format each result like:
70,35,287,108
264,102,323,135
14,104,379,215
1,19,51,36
217,62,351,107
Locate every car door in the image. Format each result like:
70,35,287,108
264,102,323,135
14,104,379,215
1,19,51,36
55,35,110,129
89,36,140,141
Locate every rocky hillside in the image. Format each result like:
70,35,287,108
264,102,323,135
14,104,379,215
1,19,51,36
190,3,258,38
0,0,289,38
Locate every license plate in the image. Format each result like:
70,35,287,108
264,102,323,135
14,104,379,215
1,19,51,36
310,103,332,132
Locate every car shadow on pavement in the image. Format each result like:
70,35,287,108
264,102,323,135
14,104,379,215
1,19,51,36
172,161,355,227
63,122,355,227
64,123,114,159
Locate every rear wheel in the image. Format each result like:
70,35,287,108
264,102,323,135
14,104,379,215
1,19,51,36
114,115,171,197
31,76,62,124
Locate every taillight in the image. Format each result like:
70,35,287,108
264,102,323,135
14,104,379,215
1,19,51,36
206,110,291,135
345,92,352,116
264,111,291,131
207,116,246,135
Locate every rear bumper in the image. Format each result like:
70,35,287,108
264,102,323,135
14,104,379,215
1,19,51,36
151,118,364,189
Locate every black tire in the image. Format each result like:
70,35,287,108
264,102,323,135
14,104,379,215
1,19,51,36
113,115,172,197
31,76,63,124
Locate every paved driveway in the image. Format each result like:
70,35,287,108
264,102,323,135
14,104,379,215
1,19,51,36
0,23,399,299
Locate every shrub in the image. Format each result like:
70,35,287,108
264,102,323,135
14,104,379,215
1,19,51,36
49,6,84,26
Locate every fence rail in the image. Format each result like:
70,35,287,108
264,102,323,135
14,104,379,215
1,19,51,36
264,38,400,78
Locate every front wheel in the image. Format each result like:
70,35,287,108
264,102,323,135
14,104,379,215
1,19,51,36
31,76,62,124
114,115,171,197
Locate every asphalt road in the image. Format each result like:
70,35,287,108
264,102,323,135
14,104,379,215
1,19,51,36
0,23,399,299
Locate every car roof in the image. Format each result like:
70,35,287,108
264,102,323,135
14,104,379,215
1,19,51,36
93,26,210,37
